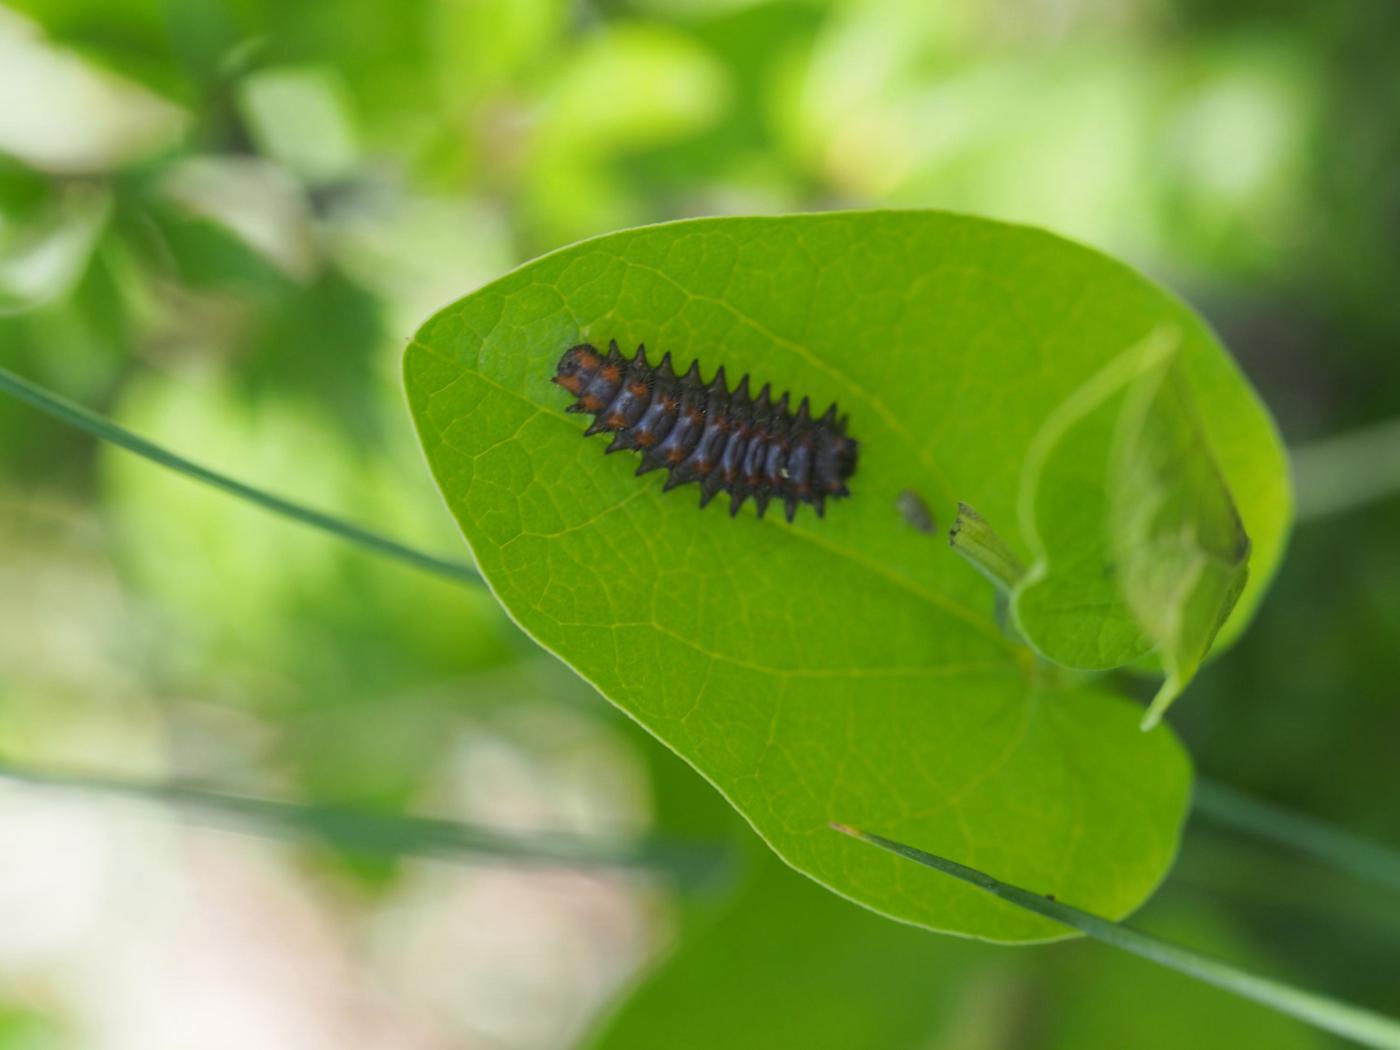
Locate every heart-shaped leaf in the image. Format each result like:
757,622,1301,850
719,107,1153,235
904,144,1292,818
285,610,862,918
404,212,1289,940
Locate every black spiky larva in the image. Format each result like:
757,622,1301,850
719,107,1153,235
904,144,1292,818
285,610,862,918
552,340,858,521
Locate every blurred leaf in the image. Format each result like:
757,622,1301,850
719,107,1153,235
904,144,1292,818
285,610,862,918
156,155,317,280
617,1,825,191
430,0,570,99
0,9,189,171
93,367,528,851
587,849,1003,1050
103,369,516,694
0,1003,67,1050
525,24,730,241
404,212,1289,938
124,177,382,441
229,0,439,134
0,159,59,227
1012,328,1259,728
0,184,110,313
235,66,360,182
1,0,193,102
0,232,131,480
241,268,384,443
133,194,289,294
538,25,728,167
1111,341,1253,726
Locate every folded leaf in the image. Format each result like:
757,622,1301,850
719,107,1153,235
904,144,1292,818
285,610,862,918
1111,340,1251,727
1013,330,1253,725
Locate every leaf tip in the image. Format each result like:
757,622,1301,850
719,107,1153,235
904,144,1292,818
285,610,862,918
1139,676,1182,731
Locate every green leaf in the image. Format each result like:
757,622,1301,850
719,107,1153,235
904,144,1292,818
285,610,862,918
1012,329,1254,726
403,211,1289,940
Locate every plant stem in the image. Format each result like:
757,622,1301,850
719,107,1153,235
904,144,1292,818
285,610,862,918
1194,777,1400,895
1291,416,1400,521
0,364,481,586
948,501,1026,592
832,823,1400,1050
0,759,728,887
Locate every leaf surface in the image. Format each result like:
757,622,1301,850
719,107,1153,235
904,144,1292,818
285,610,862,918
404,212,1289,939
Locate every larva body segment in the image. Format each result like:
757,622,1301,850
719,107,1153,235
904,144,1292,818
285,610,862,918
553,341,858,521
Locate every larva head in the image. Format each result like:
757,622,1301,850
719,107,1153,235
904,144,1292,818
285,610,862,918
553,343,602,394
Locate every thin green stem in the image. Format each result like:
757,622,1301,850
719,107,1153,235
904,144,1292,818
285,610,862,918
0,759,728,887
1194,777,1400,895
948,501,1026,593
1291,417,1400,522
1173,829,1400,943
832,823,1400,1050
0,364,481,585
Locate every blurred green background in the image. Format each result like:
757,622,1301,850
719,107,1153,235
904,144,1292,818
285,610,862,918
1,0,1397,1046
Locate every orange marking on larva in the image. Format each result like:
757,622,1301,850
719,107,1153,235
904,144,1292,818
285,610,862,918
556,375,582,393
574,350,600,369
666,447,686,464
607,412,627,429
686,409,704,425
660,396,678,410
601,364,622,383
629,381,648,397
581,394,604,411
635,431,657,448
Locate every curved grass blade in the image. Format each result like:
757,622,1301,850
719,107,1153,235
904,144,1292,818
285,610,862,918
1195,778,1400,896
831,823,1400,1050
0,363,480,585
1291,416,1400,522
0,759,727,887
